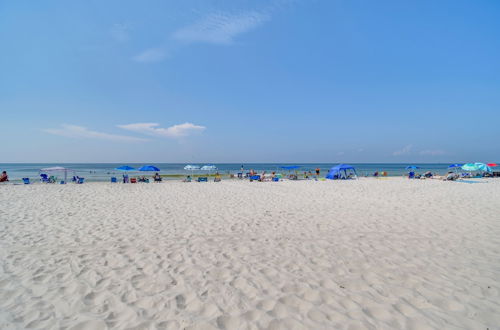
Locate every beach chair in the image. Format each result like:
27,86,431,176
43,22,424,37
183,176,192,182
250,175,260,181
214,176,222,182
272,177,280,182
40,174,49,183
130,178,137,183
197,177,208,182
22,178,30,184
408,172,415,179
48,176,57,183
111,177,117,183
77,177,85,184
237,172,243,179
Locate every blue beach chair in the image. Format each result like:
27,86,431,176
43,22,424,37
77,177,85,184
250,175,260,181
197,177,208,182
408,171,415,179
40,174,49,183
22,178,30,184
111,177,117,183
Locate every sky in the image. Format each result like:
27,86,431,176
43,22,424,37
1,0,499,163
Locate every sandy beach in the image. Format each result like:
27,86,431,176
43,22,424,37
1,178,499,329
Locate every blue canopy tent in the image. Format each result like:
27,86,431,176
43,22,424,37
326,164,357,180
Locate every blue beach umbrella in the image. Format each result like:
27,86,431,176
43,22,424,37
405,165,420,170
448,164,463,173
138,165,160,172
115,165,135,171
280,165,301,170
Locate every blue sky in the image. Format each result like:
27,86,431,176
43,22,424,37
1,0,499,163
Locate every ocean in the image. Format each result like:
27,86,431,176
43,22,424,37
0,163,465,183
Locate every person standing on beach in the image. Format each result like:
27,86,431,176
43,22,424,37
315,168,320,177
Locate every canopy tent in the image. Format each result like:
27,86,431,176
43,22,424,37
462,163,491,172
39,166,75,183
326,164,357,180
138,165,160,172
115,165,135,171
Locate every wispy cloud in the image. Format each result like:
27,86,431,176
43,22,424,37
393,144,413,156
172,11,270,45
44,124,148,142
118,122,206,138
132,48,167,63
110,23,131,42
419,149,446,156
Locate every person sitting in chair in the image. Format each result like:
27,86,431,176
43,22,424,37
0,171,8,182
183,175,192,182
153,172,162,182
214,173,222,182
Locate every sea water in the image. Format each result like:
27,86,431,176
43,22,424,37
0,163,465,183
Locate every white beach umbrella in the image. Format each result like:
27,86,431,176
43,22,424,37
201,165,217,176
184,165,200,171
201,165,217,171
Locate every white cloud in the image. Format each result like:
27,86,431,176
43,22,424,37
133,48,167,63
118,122,206,138
110,23,130,42
393,144,413,156
419,149,446,156
44,124,148,142
172,11,270,45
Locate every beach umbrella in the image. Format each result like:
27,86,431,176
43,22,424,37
138,165,160,172
487,163,497,167
201,165,217,171
405,165,420,170
115,165,135,171
280,165,301,170
462,163,491,172
462,163,480,171
201,164,217,176
448,164,463,173
184,165,200,171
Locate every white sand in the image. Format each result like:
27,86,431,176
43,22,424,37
1,178,500,330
